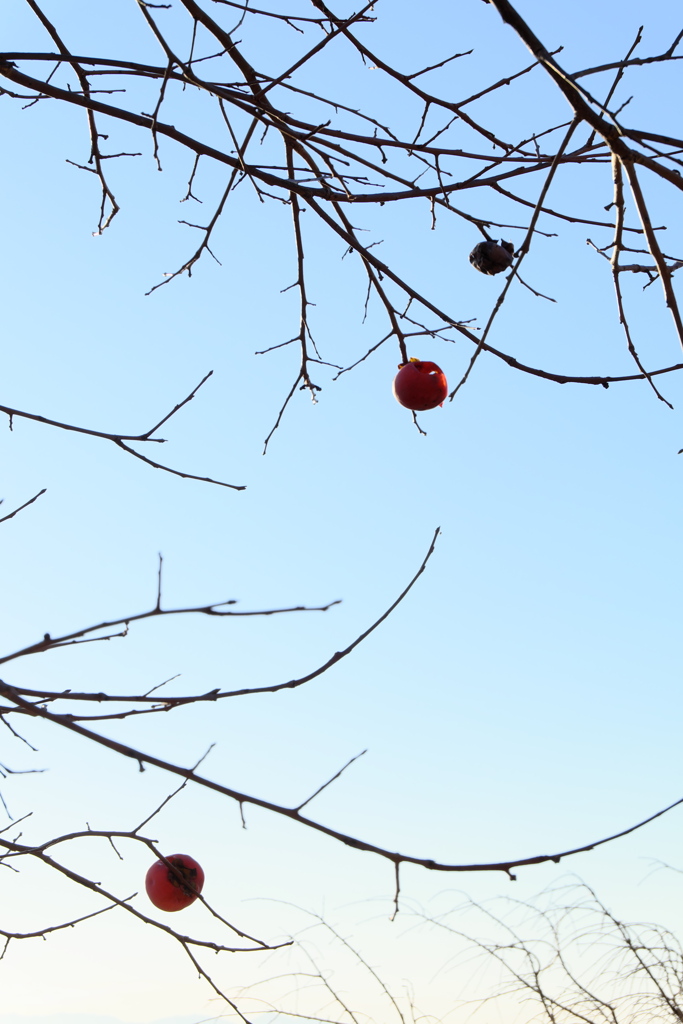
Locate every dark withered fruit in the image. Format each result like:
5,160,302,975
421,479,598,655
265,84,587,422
469,239,515,275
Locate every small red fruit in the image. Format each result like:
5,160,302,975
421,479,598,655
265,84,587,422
145,853,205,912
393,358,448,411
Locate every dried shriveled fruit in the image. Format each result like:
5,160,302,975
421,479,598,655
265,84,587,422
469,239,515,275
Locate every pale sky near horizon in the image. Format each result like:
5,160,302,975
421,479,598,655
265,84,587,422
2,1,683,1022
0,1017,202,1024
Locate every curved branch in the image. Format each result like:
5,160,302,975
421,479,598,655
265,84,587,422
0,597,340,667
2,679,682,881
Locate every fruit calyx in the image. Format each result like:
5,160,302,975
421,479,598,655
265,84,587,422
397,358,442,374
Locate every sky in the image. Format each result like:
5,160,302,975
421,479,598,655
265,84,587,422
1,1,683,1022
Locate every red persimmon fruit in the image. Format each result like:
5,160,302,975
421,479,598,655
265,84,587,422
145,853,205,912
393,358,448,411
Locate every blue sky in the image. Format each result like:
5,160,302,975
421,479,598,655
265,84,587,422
1,1,683,1022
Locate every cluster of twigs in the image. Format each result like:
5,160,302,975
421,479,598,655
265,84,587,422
417,879,683,1024
234,881,683,1023
2,0,683,448
3,0,683,1015
2,525,683,1015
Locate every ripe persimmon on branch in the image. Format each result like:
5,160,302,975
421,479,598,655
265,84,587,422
0,773,293,1022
